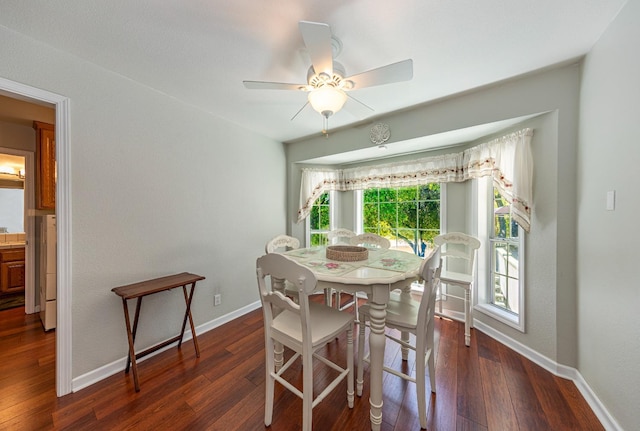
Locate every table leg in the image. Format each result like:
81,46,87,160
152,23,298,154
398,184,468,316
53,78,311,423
367,301,386,431
180,282,200,357
121,297,142,392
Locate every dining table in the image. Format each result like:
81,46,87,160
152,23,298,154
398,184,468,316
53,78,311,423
282,245,423,431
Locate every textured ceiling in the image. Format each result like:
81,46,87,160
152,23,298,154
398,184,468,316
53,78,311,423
0,0,627,143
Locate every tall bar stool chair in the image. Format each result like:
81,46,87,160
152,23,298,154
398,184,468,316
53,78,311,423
349,232,391,250
265,234,302,303
433,232,480,346
256,253,354,431
357,246,441,429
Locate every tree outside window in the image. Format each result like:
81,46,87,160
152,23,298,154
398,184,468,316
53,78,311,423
363,184,440,256
309,192,330,246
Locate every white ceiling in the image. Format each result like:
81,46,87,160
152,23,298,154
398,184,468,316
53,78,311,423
0,0,627,144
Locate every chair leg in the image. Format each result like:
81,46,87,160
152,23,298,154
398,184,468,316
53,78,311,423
401,331,410,360
415,337,427,429
274,341,284,371
353,295,359,322
356,317,366,397
302,348,313,431
264,338,275,426
347,326,355,408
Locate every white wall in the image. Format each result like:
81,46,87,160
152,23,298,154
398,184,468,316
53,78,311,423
0,26,286,378
579,0,639,429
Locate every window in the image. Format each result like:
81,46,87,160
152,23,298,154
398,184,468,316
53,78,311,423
308,191,331,246
476,177,525,331
491,187,520,313
361,184,441,256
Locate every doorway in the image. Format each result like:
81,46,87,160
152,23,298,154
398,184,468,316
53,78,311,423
0,77,71,397
0,148,34,314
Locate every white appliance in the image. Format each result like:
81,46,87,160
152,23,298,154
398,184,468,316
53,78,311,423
40,215,56,331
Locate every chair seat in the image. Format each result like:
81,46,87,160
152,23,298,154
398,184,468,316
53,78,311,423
439,269,473,286
359,291,419,330
272,301,354,347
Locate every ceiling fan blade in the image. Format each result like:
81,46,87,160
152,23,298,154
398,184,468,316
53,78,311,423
290,101,309,121
299,21,333,76
243,80,306,91
345,59,413,89
346,93,375,112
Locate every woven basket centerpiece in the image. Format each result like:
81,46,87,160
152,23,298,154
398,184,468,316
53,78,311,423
326,245,368,262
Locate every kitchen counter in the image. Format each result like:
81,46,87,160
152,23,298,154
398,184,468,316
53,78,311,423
0,242,26,250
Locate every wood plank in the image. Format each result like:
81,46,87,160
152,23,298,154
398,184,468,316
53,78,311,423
479,356,519,431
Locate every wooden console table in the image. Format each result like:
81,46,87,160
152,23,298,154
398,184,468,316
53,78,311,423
112,272,205,391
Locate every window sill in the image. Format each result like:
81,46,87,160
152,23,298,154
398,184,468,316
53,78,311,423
475,303,524,332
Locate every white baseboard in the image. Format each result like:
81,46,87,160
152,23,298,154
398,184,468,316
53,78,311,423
72,300,262,392
473,320,622,431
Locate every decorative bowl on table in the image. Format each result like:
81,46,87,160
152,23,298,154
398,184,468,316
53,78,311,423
325,245,368,262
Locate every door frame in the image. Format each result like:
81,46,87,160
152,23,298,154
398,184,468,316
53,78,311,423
0,77,72,397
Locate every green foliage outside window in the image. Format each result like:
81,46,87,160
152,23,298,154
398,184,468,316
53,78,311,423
309,192,330,246
363,184,440,256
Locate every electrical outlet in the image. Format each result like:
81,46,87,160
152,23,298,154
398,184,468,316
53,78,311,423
214,294,221,306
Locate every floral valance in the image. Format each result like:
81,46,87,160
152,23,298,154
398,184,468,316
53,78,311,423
298,128,534,232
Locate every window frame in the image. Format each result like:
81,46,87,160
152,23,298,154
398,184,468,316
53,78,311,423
306,190,335,246
474,177,525,332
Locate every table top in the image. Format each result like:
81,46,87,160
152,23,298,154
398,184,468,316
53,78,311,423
284,246,423,285
111,272,205,299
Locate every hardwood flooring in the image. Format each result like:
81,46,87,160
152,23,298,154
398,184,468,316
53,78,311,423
0,301,603,430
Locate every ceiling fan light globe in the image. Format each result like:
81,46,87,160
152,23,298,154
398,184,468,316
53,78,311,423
308,86,347,116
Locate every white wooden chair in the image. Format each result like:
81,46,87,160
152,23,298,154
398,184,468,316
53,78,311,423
264,234,302,302
349,233,391,250
433,232,480,346
256,253,354,431
357,246,442,429
266,234,333,307
327,228,356,245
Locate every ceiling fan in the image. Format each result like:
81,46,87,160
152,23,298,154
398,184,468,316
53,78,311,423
243,20,413,134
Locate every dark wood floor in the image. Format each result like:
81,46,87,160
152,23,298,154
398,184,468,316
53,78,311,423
0,301,603,431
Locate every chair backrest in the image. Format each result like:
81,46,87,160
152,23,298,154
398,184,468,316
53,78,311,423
265,234,300,254
256,253,317,341
350,233,391,249
417,246,442,331
327,228,356,245
433,232,480,275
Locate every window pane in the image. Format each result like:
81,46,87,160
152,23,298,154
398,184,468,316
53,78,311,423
397,202,416,228
419,183,440,200
363,189,378,203
397,187,416,202
360,184,440,257
310,205,320,230
310,233,328,246
378,188,396,203
379,202,397,235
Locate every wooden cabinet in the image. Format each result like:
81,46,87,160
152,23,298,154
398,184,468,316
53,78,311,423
0,248,25,296
33,121,56,210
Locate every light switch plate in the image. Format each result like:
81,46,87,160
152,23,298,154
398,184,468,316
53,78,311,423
606,190,615,211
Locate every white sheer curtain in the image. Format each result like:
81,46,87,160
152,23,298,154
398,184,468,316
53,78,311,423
298,128,534,232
